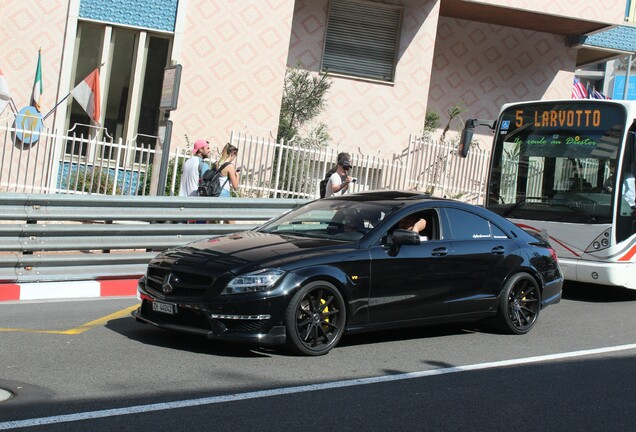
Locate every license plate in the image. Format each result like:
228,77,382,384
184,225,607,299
152,300,177,315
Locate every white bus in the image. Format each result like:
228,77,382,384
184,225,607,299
460,99,636,289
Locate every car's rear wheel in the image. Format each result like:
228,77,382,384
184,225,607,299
285,281,346,356
496,272,541,334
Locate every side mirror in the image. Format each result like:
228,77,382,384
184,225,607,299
392,229,421,246
387,229,420,256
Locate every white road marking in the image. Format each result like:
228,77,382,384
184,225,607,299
2,343,636,430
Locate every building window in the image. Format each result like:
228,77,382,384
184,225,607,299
322,0,402,82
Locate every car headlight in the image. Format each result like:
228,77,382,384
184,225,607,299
222,268,286,295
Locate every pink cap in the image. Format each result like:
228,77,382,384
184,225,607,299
193,139,208,153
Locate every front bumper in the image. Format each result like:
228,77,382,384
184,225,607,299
133,285,289,346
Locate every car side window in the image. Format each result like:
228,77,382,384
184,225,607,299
490,223,509,239
387,210,439,241
445,208,492,240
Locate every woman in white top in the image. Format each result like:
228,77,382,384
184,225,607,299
214,143,240,197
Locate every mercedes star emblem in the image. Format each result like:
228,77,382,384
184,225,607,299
162,273,179,294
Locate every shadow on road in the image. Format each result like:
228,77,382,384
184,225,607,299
105,316,275,358
339,322,478,348
562,281,636,303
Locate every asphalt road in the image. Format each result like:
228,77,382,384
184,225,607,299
1,282,636,431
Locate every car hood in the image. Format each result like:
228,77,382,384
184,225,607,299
151,231,356,275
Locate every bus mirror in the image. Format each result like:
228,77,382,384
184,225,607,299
459,118,496,158
459,122,474,158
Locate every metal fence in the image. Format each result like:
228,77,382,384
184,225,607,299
1,111,491,203
0,193,306,283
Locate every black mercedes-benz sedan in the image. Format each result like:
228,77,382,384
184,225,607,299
132,191,562,355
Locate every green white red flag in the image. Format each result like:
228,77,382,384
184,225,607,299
30,50,43,112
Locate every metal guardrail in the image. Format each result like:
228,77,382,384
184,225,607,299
0,193,307,283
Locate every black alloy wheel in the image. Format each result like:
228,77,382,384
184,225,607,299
496,272,541,335
285,281,346,356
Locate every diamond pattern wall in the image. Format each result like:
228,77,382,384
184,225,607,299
0,1,67,113
469,0,625,24
169,0,296,151
426,17,578,150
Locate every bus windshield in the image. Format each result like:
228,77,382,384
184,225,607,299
487,101,626,224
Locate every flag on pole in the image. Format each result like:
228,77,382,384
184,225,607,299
572,77,587,99
0,68,11,114
70,68,101,123
30,50,43,112
591,88,610,100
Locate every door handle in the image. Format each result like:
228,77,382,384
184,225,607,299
491,245,505,255
431,247,448,256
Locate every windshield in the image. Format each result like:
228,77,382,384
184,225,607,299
487,101,626,224
257,199,395,241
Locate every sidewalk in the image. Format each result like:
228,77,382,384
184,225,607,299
0,278,139,302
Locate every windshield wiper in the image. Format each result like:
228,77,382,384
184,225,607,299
564,204,597,223
502,196,527,217
271,231,318,238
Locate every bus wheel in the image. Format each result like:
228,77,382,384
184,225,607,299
496,273,541,335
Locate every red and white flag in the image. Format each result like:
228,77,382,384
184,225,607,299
71,68,101,123
0,68,11,114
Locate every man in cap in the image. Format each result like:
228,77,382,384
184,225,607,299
179,139,212,196
324,156,353,197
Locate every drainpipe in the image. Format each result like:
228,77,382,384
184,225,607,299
624,55,633,100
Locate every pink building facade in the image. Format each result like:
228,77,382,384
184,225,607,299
0,0,628,163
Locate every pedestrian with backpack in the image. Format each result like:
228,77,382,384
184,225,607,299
213,143,240,198
179,139,211,196
324,156,353,198
319,152,351,198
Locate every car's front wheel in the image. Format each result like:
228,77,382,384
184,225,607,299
285,281,346,356
496,272,541,334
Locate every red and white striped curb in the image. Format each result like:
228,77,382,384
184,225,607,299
0,279,139,302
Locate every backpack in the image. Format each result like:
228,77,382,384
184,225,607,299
319,174,330,198
319,168,337,198
197,162,231,197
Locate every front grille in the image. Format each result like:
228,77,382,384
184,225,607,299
219,319,268,333
146,265,216,300
140,301,268,335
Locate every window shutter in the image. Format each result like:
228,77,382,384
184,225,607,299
322,0,402,82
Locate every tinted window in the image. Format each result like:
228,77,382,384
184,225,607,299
490,223,509,239
445,208,492,240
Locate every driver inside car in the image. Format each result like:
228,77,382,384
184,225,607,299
397,214,429,241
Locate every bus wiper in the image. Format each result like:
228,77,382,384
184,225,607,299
565,204,597,223
502,196,527,217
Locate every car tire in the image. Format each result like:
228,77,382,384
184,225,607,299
285,281,346,356
495,272,541,335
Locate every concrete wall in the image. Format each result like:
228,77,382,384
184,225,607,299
468,0,625,24
426,17,578,150
168,0,296,153
0,0,68,116
287,0,440,159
